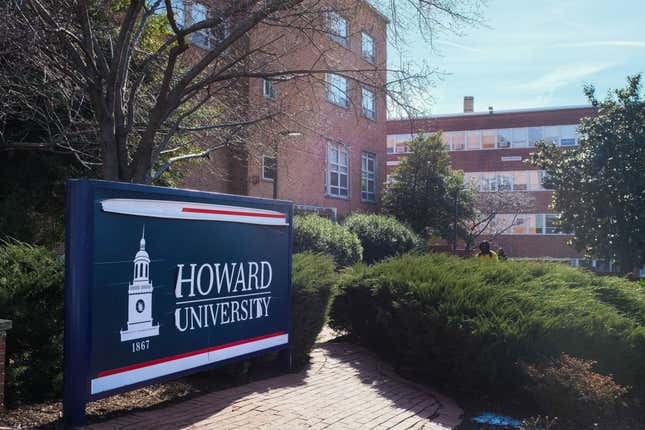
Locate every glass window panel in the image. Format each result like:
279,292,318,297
327,73,348,107
535,214,544,234
497,129,512,148
361,88,375,119
451,131,465,150
498,174,513,191
170,0,184,27
328,11,348,46
512,128,528,147
544,126,560,145
527,171,541,191
512,216,528,234
328,143,349,197
361,32,375,62
482,129,496,149
560,124,577,146
466,130,481,150
262,155,276,181
513,171,528,191
528,127,543,146
191,3,211,48
481,172,497,191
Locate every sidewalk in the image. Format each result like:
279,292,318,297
87,341,462,430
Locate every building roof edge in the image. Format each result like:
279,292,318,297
388,105,595,122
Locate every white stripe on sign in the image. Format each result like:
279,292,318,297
101,199,288,226
91,333,288,394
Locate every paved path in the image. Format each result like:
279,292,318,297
87,342,462,430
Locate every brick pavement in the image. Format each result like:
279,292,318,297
86,342,462,430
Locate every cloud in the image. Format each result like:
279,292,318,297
554,40,645,48
435,40,485,54
511,63,614,92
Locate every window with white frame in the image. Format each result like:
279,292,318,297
497,129,512,148
466,130,481,150
327,11,348,46
327,142,349,198
361,87,375,120
263,79,277,99
191,3,211,48
528,126,543,147
361,32,375,63
560,125,577,146
361,152,376,202
543,126,560,145
451,131,466,150
262,155,276,181
511,127,528,147
327,73,349,108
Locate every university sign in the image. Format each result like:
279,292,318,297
63,180,293,425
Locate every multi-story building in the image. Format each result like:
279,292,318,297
386,98,601,266
182,0,388,218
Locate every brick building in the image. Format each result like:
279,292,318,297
182,0,388,218
386,99,602,266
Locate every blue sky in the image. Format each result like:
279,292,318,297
396,0,645,114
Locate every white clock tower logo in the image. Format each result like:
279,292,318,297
120,227,160,342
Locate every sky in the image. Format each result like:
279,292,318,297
394,0,645,115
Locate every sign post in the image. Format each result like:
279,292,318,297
63,180,293,426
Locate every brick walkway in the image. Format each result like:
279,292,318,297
87,342,462,430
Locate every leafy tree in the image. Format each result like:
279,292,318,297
382,132,474,240
529,74,645,274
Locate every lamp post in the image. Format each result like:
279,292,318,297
272,130,302,199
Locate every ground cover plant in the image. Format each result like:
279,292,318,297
293,215,362,267
343,213,420,263
329,253,645,402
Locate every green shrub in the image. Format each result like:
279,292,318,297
0,241,64,405
524,354,629,425
293,215,362,267
291,252,338,367
329,254,645,397
343,213,420,263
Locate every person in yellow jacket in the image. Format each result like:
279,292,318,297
477,241,499,261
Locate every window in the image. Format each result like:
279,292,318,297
441,133,451,150
513,171,528,191
481,172,497,191
170,0,185,27
191,3,211,48
498,174,513,191
327,11,348,47
511,128,528,147
528,127,543,147
543,126,560,145
497,129,512,148
263,79,277,99
327,142,349,198
361,152,376,202
511,216,528,234
361,32,375,63
538,170,551,190
451,131,465,150
466,130,481,150
361,87,375,120
482,129,496,149
544,214,560,234
326,73,349,108
560,125,577,146
262,155,276,181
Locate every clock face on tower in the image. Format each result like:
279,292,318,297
136,299,145,313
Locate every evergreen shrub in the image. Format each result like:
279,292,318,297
343,213,420,263
293,215,362,267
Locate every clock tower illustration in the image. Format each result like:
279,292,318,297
120,226,160,342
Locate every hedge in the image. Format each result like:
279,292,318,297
290,252,338,367
0,241,64,405
293,215,362,267
343,213,420,263
329,253,645,395
0,241,337,405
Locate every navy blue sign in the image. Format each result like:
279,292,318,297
63,180,293,425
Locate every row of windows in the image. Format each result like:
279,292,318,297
261,146,377,202
327,11,376,63
386,124,581,153
326,74,376,119
464,170,551,192
485,213,571,236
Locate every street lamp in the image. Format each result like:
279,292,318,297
273,130,302,199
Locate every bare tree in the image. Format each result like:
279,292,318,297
1,0,484,183
461,189,535,254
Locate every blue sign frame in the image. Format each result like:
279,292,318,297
63,179,293,426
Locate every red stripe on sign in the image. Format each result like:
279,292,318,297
98,331,287,377
182,207,286,219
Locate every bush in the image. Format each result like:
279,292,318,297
291,252,338,367
329,253,645,397
293,215,362,267
524,354,629,425
343,213,420,263
0,241,64,405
